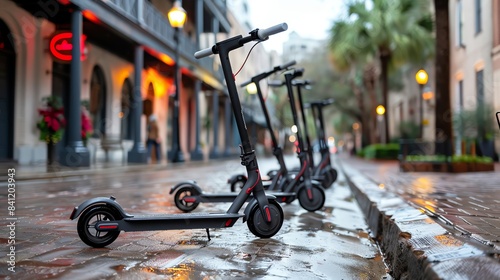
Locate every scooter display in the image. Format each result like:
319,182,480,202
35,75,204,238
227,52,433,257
70,23,288,248
170,62,326,213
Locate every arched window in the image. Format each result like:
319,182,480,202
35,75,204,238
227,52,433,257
121,78,133,140
90,65,107,137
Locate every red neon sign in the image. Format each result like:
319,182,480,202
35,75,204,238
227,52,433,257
49,32,87,62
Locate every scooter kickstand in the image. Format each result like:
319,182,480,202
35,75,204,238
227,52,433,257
206,228,211,241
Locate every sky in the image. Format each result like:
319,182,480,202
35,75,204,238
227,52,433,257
247,0,346,54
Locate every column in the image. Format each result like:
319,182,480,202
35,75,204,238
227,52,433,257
209,92,220,159
60,8,90,167
190,80,203,160
128,46,148,163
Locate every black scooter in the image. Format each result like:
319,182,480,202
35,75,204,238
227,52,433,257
267,68,327,211
170,61,325,213
70,23,288,248
294,80,337,188
306,99,338,186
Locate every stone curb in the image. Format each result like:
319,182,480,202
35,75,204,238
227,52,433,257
338,160,500,280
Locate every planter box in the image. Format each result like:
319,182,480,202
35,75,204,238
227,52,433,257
401,161,494,173
450,162,468,173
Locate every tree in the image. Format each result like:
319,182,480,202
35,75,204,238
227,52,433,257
433,0,452,156
329,0,434,143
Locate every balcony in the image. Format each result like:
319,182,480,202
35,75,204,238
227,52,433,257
101,0,218,76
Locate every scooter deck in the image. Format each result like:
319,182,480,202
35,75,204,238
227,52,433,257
114,213,245,231
191,192,295,203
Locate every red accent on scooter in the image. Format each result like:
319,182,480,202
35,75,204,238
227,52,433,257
265,207,272,222
225,219,233,227
295,160,307,181
307,188,313,200
98,225,118,230
183,197,197,203
245,170,260,194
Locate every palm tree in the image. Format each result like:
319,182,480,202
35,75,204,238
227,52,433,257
329,0,434,143
433,0,452,156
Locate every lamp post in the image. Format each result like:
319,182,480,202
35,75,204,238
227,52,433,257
168,0,187,163
415,69,428,139
376,105,386,144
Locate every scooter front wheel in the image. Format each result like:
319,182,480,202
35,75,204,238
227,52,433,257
297,183,325,212
77,206,121,248
247,199,284,238
174,186,200,212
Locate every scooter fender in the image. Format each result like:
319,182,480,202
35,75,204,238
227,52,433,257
227,174,247,185
297,180,323,190
69,197,132,220
243,195,277,223
169,180,201,195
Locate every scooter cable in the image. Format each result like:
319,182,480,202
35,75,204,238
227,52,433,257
233,41,262,79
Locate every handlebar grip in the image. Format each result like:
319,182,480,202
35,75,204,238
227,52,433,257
240,80,252,87
257,23,288,40
194,46,215,59
268,80,284,87
278,60,296,70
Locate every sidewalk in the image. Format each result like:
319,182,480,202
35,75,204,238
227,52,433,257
337,155,500,279
5,154,500,279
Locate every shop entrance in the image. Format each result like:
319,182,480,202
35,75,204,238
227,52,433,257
0,20,15,161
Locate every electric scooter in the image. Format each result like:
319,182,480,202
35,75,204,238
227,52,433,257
266,68,327,211
306,98,338,186
294,80,337,188
170,61,326,212
70,23,288,248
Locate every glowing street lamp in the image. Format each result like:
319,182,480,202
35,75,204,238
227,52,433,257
246,83,258,95
376,105,386,144
415,69,428,139
167,0,187,163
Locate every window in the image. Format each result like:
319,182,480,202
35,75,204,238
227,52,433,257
455,0,464,46
475,0,482,34
476,69,484,104
90,66,107,137
121,78,133,140
458,80,464,109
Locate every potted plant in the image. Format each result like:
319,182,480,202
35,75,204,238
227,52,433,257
37,96,66,164
81,106,93,146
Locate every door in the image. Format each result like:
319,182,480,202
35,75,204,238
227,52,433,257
0,20,15,161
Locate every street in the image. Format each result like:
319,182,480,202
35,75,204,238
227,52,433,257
0,155,391,279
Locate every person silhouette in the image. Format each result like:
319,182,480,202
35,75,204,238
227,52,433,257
146,114,161,163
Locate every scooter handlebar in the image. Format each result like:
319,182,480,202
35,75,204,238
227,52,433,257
195,23,287,58
277,60,296,70
268,80,284,87
258,23,288,40
240,80,253,87
194,46,215,59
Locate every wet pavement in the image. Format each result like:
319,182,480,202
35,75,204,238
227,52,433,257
338,155,500,279
0,155,391,279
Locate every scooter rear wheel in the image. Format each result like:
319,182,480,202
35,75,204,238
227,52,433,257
174,186,200,212
297,183,325,212
77,206,121,248
247,199,284,238
230,178,246,192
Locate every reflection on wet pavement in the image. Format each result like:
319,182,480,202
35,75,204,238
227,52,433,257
0,157,391,279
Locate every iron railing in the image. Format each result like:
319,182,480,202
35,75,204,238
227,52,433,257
101,0,217,76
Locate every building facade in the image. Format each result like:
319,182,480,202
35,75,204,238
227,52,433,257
0,0,232,166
